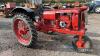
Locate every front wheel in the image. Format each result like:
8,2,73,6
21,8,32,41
72,35,93,53
13,13,38,47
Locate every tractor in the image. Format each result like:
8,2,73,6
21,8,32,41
12,0,92,53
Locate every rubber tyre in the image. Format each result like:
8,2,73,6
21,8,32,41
72,35,93,53
13,13,38,48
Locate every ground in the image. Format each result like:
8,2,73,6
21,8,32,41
0,14,100,56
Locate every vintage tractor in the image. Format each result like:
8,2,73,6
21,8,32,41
12,0,92,53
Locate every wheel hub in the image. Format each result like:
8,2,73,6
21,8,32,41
18,20,30,39
19,29,28,39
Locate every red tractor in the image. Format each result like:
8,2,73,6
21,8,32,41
11,2,92,52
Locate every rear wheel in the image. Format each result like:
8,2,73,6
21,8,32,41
13,13,38,47
72,35,93,53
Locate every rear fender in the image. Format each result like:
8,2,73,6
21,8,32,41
11,7,35,21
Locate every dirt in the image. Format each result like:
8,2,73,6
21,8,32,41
0,14,100,56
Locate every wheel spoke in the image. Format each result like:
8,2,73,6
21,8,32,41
18,20,29,33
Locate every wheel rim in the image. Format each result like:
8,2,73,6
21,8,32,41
13,18,32,45
72,36,92,52
95,7,100,13
73,36,91,48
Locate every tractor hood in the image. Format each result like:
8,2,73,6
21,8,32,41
43,9,80,20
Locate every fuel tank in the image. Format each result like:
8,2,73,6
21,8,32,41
43,10,56,20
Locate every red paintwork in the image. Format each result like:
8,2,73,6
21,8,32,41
14,19,32,45
34,6,87,48
43,10,56,20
